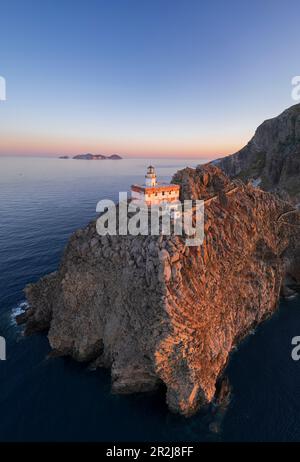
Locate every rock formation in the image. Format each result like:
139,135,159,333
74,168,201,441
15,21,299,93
18,165,300,416
73,153,122,160
215,104,300,204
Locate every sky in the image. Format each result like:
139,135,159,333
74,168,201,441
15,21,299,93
0,0,300,159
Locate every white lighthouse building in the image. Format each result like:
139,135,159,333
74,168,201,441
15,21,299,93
131,165,180,208
145,165,157,187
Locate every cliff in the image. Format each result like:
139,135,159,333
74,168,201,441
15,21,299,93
18,165,300,416
215,104,300,204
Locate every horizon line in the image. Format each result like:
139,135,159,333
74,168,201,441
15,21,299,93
0,153,222,160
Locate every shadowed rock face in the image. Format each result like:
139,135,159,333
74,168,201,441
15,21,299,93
215,104,300,204
20,165,299,416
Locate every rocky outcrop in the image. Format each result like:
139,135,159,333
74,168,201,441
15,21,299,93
215,104,300,204
18,165,300,416
172,164,232,201
73,153,122,160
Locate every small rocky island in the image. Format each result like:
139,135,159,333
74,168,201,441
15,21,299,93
73,153,122,160
58,153,122,160
19,104,300,417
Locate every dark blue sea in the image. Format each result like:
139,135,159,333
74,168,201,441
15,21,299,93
0,156,299,442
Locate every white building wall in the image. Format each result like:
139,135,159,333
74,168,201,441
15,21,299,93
145,176,156,187
131,190,145,202
132,187,179,206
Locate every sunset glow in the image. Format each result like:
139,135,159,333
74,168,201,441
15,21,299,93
0,0,299,158
0,132,243,159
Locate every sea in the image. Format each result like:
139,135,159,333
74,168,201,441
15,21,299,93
0,156,300,442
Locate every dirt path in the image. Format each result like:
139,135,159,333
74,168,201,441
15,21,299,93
202,184,300,227
277,208,300,227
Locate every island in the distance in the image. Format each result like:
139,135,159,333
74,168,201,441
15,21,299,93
73,153,122,160
59,153,122,160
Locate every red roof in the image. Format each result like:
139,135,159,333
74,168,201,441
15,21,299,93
131,184,180,193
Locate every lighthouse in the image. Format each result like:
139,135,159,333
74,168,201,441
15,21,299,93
131,165,180,207
145,165,157,187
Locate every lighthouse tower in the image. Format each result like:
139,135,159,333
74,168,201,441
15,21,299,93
145,165,157,187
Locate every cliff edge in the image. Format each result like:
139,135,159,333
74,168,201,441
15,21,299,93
19,165,300,416
215,104,300,204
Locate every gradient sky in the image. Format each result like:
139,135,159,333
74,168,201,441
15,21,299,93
0,0,300,158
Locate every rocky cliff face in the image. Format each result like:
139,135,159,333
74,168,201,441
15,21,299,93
215,104,300,204
19,165,300,416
